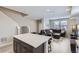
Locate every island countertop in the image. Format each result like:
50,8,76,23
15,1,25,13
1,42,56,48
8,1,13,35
14,33,50,48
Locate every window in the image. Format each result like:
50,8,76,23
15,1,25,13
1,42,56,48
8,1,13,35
60,21,67,30
49,20,67,30
77,25,79,36
54,21,60,29
49,20,54,28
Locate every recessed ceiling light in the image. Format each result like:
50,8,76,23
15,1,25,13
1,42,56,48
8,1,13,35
46,9,51,12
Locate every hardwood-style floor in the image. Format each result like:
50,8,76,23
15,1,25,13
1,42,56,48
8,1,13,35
0,42,13,53
0,38,78,53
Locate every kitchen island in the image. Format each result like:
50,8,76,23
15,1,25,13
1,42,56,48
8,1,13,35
13,33,50,53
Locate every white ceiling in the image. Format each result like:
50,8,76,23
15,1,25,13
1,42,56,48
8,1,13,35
5,6,70,20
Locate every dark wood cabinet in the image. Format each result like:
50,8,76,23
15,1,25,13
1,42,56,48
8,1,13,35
13,38,44,53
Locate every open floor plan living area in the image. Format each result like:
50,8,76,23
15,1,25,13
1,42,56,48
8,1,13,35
0,6,79,53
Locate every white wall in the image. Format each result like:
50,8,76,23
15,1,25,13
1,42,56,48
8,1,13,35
76,17,79,24
0,11,18,37
71,7,79,17
0,7,37,32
